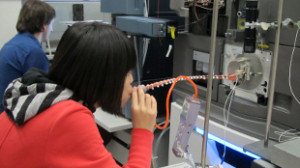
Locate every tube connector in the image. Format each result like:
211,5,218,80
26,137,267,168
140,85,147,93
227,73,237,81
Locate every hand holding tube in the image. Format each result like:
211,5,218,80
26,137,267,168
131,86,157,132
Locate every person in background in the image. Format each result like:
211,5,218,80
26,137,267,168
0,0,56,113
0,22,157,167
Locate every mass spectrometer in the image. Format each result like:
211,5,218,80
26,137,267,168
166,0,300,167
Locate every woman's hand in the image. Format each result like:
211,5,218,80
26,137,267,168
131,86,157,132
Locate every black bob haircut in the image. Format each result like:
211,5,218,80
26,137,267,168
48,22,137,116
17,0,56,34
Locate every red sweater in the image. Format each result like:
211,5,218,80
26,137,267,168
0,100,154,168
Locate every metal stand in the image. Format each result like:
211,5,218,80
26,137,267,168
201,0,220,167
264,0,284,147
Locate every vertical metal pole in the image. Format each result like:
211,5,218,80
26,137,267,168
201,0,220,167
264,0,284,146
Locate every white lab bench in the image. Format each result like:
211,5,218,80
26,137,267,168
93,107,132,133
93,108,133,165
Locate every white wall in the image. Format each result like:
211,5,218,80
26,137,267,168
0,1,111,49
0,0,21,49
48,2,111,41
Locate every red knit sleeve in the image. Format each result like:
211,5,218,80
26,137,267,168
45,101,119,168
44,100,154,168
124,128,154,168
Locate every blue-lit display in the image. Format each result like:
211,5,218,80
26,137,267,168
194,127,261,159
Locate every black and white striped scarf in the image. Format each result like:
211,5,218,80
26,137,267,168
3,69,74,125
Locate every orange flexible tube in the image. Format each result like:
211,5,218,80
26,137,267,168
155,75,198,130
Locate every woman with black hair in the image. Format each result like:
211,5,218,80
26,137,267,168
0,22,157,167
